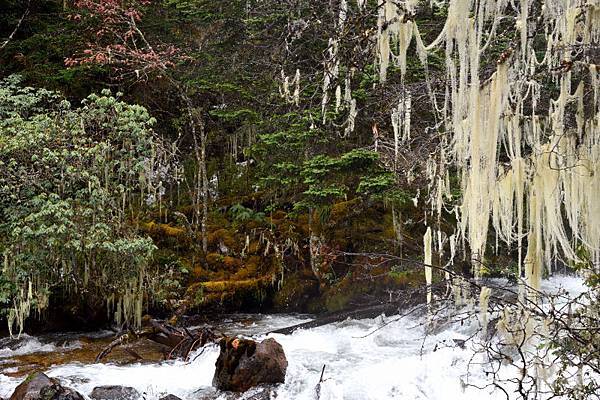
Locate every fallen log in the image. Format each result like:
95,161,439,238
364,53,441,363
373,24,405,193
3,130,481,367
269,302,404,334
270,289,427,335
95,318,220,362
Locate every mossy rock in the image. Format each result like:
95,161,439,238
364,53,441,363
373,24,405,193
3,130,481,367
273,273,319,312
223,256,243,270
323,278,370,312
191,265,210,280
185,276,274,311
269,210,287,221
206,253,225,268
244,255,262,271
247,241,261,254
204,254,244,272
141,221,188,245
330,198,362,223
321,257,426,313
227,255,263,280
233,264,258,280
208,228,238,249
201,279,267,293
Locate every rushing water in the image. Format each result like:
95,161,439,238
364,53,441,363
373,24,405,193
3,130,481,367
0,276,589,400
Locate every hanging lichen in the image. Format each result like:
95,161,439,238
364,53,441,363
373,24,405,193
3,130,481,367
320,0,600,304
424,227,433,305
0,81,174,334
280,68,301,106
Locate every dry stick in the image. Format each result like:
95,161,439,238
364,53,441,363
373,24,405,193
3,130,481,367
185,337,203,361
167,338,186,360
318,364,326,382
183,327,196,340
95,319,219,362
191,345,210,362
0,0,30,51
315,364,327,399
95,333,132,362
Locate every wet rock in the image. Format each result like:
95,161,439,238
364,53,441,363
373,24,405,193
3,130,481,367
159,396,182,400
89,386,140,400
273,272,319,312
196,385,275,400
235,385,276,400
212,337,287,392
193,387,219,400
9,372,84,400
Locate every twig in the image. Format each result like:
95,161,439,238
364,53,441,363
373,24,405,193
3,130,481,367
0,0,31,51
318,364,326,383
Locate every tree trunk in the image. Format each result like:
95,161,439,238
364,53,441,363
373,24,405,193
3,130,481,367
308,210,324,284
199,121,208,254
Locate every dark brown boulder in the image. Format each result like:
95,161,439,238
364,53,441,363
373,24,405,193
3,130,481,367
9,372,84,400
158,396,182,400
212,337,287,392
89,386,140,400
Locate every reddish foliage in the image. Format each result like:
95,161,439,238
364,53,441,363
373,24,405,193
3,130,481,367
65,0,182,80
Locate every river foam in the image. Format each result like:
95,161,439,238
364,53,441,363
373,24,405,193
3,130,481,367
0,275,592,399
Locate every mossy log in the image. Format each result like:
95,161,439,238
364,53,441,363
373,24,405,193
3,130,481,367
141,222,188,244
200,278,270,293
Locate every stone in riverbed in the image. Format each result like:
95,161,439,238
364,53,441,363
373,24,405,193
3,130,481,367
196,385,276,400
9,372,84,400
89,386,140,400
212,337,287,392
159,396,182,400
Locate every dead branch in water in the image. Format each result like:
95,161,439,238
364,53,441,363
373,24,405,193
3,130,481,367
95,318,220,363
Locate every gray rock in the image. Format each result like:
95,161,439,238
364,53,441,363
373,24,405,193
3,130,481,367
195,385,275,400
9,372,84,400
89,386,141,400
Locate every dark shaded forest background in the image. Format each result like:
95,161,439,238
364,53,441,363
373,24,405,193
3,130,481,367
0,0,592,331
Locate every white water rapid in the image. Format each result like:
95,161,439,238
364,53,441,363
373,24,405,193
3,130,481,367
0,276,589,400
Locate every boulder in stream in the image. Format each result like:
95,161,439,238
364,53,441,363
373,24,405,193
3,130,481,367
158,396,182,400
89,386,141,400
196,385,276,400
212,337,287,392
9,372,84,400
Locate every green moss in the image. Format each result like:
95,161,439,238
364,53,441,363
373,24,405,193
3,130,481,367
223,256,242,270
191,265,210,280
208,228,237,249
206,253,225,267
273,273,319,311
185,275,274,310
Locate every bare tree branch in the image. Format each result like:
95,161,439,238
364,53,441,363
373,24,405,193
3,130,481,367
0,0,31,51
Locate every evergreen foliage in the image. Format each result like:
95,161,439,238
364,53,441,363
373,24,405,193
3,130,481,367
0,75,173,333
